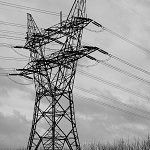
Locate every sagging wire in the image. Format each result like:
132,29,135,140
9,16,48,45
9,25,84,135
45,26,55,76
74,88,150,120
0,67,16,71
110,54,150,76
0,42,13,48
7,71,33,85
10,45,29,58
77,45,150,87
0,73,9,76
100,61,150,86
91,20,150,54
80,42,150,78
0,43,28,59
104,27,150,54
77,69,150,102
0,56,27,61
0,0,67,17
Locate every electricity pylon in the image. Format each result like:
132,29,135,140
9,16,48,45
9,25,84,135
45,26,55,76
11,0,106,149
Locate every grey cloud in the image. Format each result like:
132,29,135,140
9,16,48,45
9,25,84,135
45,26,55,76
74,91,150,143
0,110,30,148
0,67,34,99
0,111,29,135
131,0,150,9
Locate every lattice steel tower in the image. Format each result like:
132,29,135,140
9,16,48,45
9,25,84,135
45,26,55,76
11,0,103,149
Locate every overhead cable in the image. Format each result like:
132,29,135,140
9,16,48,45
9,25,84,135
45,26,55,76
101,61,150,86
0,68,15,72
7,75,33,85
0,56,27,61
75,93,150,120
77,69,150,101
91,20,150,54
0,20,26,28
0,35,25,41
10,46,29,58
0,42,13,47
0,29,24,36
105,27,150,54
0,0,66,17
0,34,24,39
75,86,150,119
0,74,8,76
110,54,150,76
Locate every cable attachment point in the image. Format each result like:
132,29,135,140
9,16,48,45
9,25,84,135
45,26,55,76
13,46,29,49
92,20,106,30
98,49,109,55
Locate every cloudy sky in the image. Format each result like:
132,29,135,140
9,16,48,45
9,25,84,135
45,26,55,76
0,0,150,149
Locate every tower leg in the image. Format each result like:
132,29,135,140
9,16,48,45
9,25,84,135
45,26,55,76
27,65,80,150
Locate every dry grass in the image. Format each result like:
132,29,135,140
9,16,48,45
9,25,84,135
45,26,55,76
2,136,150,150
82,136,150,150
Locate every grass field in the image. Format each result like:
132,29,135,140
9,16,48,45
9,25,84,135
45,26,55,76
2,136,150,150
82,136,150,150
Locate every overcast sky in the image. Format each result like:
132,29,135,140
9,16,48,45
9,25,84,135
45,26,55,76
0,0,150,149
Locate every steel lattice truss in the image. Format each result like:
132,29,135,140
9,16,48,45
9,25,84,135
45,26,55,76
11,0,105,150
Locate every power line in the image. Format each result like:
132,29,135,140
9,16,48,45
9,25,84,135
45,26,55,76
104,27,150,54
0,68,13,76
100,61,150,86
0,42,58,51
1,20,149,57
7,75,33,85
91,20,150,54
1,68,148,123
1,32,150,83
0,20,26,28
110,54,150,76
2,1,150,148
0,41,59,60
1,19,150,99
3,29,143,79
0,56,27,61
0,0,66,17
1,28,150,77
0,29,25,36
0,4,149,55
0,42,29,59
1,35,150,85
0,74,8,76
2,0,147,58
10,46,29,58
0,35,25,41
81,41,150,77
75,93,150,120
0,42,13,47
77,69,150,101
83,44,150,77
75,86,150,119
0,34,24,39
0,67,15,70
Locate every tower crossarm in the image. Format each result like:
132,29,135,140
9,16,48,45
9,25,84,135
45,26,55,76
25,17,92,49
44,17,92,37
10,46,107,80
